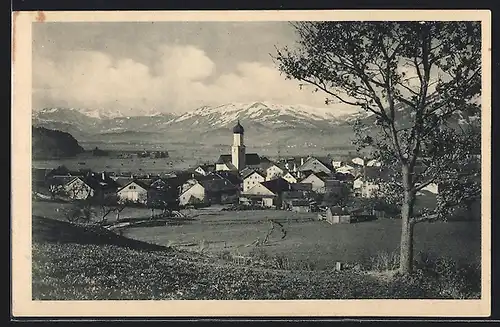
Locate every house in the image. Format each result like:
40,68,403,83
179,175,239,206
63,176,95,200
179,182,206,206
213,171,243,189
147,178,179,210
366,159,382,167
265,163,285,181
282,171,299,184
240,177,292,208
290,199,312,213
282,184,314,211
194,164,215,176
336,164,356,175
353,167,393,198
322,206,352,224
297,157,333,174
331,160,343,168
299,171,330,193
116,180,149,204
242,170,266,192
351,157,365,166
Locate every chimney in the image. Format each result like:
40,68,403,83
300,157,305,166
101,172,106,181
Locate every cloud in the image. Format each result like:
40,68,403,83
33,44,344,114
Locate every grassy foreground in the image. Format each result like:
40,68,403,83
32,216,481,300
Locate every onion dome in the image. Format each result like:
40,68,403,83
232,120,244,134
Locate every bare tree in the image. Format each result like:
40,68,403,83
275,21,481,273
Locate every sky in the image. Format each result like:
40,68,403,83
32,22,348,115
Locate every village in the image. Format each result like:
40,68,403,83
32,120,441,225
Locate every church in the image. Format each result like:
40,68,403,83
215,121,268,172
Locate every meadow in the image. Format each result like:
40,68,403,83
121,207,481,270
31,214,481,300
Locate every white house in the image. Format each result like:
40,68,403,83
282,171,298,184
298,157,333,174
194,164,215,176
179,182,206,206
300,172,327,193
116,180,148,204
366,159,382,167
351,157,365,166
336,164,356,175
266,164,284,181
353,176,380,198
331,160,343,168
240,177,292,208
243,171,266,192
64,177,94,200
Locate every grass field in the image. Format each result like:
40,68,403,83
121,208,481,270
31,216,481,300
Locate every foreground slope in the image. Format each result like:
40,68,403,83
32,216,480,300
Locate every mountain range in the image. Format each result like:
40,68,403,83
32,102,372,150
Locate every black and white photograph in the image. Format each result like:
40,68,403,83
12,10,491,317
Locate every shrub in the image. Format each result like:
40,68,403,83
248,247,269,261
368,250,400,272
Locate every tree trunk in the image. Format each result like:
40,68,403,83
399,165,416,274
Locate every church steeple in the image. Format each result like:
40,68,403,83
231,120,246,171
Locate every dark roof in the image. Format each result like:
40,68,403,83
197,164,215,171
261,177,292,194
291,199,311,206
199,178,237,192
216,153,261,166
232,120,244,134
215,171,242,185
290,183,313,191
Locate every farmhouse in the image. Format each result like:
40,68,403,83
63,176,95,200
266,163,285,181
290,199,312,213
353,167,392,198
318,206,352,224
242,170,266,192
297,157,334,174
240,177,292,208
116,180,149,204
179,182,206,206
299,171,330,193
335,164,356,175
179,175,239,206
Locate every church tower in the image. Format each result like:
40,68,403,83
231,120,246,171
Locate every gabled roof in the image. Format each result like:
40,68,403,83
199,178,237,192
196,164,215,171
261,177,292,194
116,179,150,193
215,171,242,185
301,171,330,182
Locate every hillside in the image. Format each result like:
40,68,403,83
31,215,480,301
32,126,85,159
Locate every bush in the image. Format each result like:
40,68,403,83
368,250,400,272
